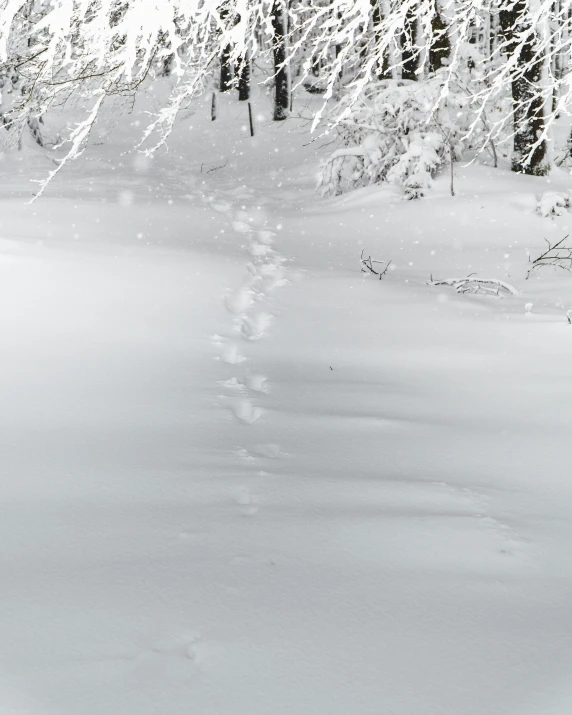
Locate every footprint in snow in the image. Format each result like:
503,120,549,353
234,486,253,505
257,229,276,245
211,201,233,215
219,375,268,394
436,482,528,561
232,220,252,234
219,376,246,391
235,447,255,461
230,398,263,424
236,312,273,340
220,342,246,365
257,265,289,293
247,241,273,257
225,287,255,314
243,374,269,393
478,515,527,560
233,486,259,516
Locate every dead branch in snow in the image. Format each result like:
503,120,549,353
527,235,572,278
428,275,519,297
202,158,228,174
360,249,391,280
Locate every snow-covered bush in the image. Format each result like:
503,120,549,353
536,192,571,218
318,79,455,199
318,44,511,199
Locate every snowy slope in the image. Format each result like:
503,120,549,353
1,88,572,714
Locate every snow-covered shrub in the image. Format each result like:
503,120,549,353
318,44,510,199
318,78,456,199
536,191,570,218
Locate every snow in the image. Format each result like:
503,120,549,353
1,90,572,714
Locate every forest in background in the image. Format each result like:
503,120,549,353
2,0,572,200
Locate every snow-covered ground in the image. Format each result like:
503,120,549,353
1,90,572,714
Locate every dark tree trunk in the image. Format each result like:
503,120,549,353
500,1,549,175
211,91,217,121
335,9,343,60
220,45,233,92
401,3,418,80
429,9,451,73
237,55,251,101
219,6,234,92
271,0,290,121
371,0,391,79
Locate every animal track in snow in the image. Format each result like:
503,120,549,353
236,312,273,340
220,343,246,365
230,397,263,424
243,374,269,393
235,447,255,461
434,482,527,560
233,486,259,516
247,242,274,257
219,376,246,391
210,193,289,477
257,229,276,245
225,287,255,314
250,262,288,293
476,514,527,559
232,220,252,234
211,201,232,215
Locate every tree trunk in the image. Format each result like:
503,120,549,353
401,2,419,80
219,7,233,92
429,8,451,73
272,0,290,120
220,46,233,92
500,1,549,175
237,55,251,101
371,0,391,79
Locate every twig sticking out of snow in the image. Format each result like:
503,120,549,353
428,275,519,297
527,235,572,279
360,249,391,280
206,159,229,174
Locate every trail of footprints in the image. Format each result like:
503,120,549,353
207,193,529,559
209,192,289,514
432,480,529,562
